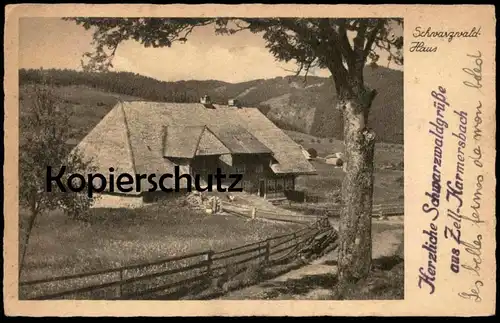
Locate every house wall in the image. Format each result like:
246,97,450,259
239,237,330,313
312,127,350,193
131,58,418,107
191,155,220,176
189,154,297,199
92,191,192,209
91,193,144,209
227,154,270,193
262,175,295,200
142,190,189,203
191,154,270,192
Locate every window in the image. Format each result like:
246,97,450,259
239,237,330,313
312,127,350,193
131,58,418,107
234,164,246,174
276,179,284,192
285,177,294,191
255,163,263,173
267,179,275,192
193,158,208,175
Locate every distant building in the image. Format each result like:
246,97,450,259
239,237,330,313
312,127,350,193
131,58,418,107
325,152,344,167
72,97,316,208
300,146,312,160
227,99,240,107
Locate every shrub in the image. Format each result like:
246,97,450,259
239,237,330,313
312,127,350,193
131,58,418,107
19,84,98,273
335,158,344,167
310,138,315,143
329,138,334,143
307,148,318,158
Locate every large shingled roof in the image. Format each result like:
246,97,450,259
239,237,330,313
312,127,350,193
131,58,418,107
72,101,316,193
163,125,205,158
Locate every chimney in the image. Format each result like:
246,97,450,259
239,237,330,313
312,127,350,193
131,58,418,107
228,99,240,108
200,95,211,105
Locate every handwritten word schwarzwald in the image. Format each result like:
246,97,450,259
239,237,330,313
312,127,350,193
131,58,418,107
418,86,449,294
410,27,481,53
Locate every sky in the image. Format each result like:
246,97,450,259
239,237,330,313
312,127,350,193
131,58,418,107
19,18,402,83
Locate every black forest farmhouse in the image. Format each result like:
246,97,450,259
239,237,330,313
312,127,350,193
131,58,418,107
72,96,316,208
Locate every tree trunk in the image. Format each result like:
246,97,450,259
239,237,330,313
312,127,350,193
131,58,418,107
336,90,376,292
19,208,38,278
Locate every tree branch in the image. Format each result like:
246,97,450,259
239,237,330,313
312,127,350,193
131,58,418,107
337,20,355,62
321,19,355,74
352,20,367,55
363,20,386,60
350,20,368,88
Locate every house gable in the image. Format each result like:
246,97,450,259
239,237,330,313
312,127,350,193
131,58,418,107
163,125,205,158
71,103,136,188
195,127,231,156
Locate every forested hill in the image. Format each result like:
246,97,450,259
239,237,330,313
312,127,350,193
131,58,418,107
19,67,403,144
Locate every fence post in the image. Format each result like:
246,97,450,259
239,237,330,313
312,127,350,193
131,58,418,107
212,198,217,214
380,207,388,220
378,204,384,220
265,239,270,263
293,232,298,254
115,269,123,299
251,207,256,219
205,251,214,282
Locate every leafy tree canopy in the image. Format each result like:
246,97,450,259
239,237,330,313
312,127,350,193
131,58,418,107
64,18,403,99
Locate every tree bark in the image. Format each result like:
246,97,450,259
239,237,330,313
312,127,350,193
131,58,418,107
336,89,376,291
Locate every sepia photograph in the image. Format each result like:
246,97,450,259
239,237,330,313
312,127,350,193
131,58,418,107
17,16,405,301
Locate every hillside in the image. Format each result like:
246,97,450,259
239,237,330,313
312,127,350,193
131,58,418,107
19,67,403,144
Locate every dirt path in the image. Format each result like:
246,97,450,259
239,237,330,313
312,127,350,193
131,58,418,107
219,218,403,300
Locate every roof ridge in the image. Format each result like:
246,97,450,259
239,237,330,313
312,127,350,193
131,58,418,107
120,101,252,109
162,125,169,157
192,125,207,157
119,100,138,176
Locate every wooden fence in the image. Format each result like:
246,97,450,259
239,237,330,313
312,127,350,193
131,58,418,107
220,201,323,224
281,202,404,218
19,218,334,300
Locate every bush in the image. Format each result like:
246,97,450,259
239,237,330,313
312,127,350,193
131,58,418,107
329,138,334,143
307,148,318,158
311,138,315,143
335,158,344,167
317,139,321,143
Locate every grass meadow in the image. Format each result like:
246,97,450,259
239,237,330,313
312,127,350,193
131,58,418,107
19,198,302,282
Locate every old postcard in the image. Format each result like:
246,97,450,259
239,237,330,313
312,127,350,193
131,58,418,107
3,4,496,317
